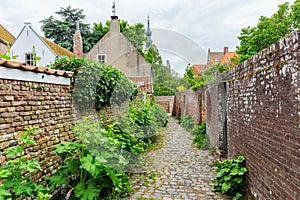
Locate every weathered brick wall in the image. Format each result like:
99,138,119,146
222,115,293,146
207,29,299,199
172,88,205,125
206,76,227,152
155,96,174,113
0,70,75,182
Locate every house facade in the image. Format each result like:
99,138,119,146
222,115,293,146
10,22,73,66
85,16,152,78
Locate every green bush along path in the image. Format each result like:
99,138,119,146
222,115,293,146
127,118,231,200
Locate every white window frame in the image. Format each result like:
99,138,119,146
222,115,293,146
97,54,107,64
25,53,35,66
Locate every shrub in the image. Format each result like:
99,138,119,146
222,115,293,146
179,115,194,131
212,156,247,200
191,122,210,149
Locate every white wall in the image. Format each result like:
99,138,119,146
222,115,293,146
10,23,56,66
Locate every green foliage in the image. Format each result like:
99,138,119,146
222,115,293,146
0,127,51,200
0,42,18,61
48,57,85,72
51,58,138,112
191,122,209,149
212,156,247,200
179,115,194,131
40,6,147,53
46,119,131,199
153,84,175,96
40,6,92,53
236,1,300,62
47,98,168,199
183,62,229,90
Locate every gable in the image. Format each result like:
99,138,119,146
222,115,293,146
86,28,152,77
41,37,74,58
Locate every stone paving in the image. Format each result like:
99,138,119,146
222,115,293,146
126,117,231,200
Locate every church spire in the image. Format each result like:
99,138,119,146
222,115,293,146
145,15,152,50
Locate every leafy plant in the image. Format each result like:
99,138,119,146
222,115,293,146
0,127,51,200
179,115,194,131
191,122,209,149
212,156,247,200
46,118,132,200
0,42,18,61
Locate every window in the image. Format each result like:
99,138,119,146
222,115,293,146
25,53,36,66
97,54,106,63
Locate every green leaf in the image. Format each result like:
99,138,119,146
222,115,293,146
234,177,244,184
5,146,23,157
0,168,12,178
13,181,35,196
21,160,41,172
74,180,100,200
80,154,103,178
221,181,231,193
233,192,243,200
45,173,67,190
0,187,11,198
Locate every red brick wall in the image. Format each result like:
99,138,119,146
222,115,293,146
0,78,75,182
155,96,174,113
172,88,205,125
222,29,300,199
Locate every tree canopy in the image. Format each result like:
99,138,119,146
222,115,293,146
236,0,300,62
40,6,147,53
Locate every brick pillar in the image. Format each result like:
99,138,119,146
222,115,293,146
73,21,83,58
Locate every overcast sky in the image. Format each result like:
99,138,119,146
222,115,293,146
0,0,293,75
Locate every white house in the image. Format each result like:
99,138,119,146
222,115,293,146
10,22,74,66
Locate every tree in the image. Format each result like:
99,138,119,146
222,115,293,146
40,6,148,54
40,6,92,53
236,1,300,62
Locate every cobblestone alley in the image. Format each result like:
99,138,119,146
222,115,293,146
127,117,231,200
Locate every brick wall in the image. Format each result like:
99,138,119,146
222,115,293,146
172,88,205,125
0,63,75,183
207,29,300,199
155,96,174,113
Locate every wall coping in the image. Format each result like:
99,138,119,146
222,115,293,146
0,60,72,85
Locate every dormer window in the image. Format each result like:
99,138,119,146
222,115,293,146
97,54,106,63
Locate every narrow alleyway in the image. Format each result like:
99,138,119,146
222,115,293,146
126,117,230,200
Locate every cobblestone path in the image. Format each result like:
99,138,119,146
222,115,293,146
126,117,230,200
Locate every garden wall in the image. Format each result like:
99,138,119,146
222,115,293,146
206,29,300,199
155,96,174,114
172,88,205,125
0,60,75,182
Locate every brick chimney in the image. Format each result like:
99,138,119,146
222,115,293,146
73,21,83,58
223,46,228,55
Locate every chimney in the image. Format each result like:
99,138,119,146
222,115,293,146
223,46,228,55
73,20,83,58
110,16,120,34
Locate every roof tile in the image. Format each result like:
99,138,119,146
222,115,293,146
0,60,73,78
41,37,74,58
0,24,15,44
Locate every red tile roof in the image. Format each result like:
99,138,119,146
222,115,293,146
220,52,237,64
127,76,153,93
0,60,73,77
192,64,207,75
